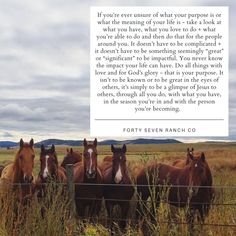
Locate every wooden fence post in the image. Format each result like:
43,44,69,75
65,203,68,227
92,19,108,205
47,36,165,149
66,164,75,216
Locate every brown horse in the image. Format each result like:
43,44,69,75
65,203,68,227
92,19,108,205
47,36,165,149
74,138,103,220
35,144,67,219
61,148,82,169
1,138,35,203
101,144,134,232
136,151,213,231
172,147,194,168
36,144,66,185
172,148,214,224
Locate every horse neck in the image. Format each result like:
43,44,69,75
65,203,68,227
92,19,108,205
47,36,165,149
83,172,97,183
60,158,66,168
178,165,192,185
12,154,24,183
52,165,59,180
204,161,213,186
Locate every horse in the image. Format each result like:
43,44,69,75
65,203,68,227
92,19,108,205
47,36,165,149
101,144,134,232
35,144,67,219
61,148,82,169
35,144,67,197
172,148,214,224
136,151,213,232
1,138,35,203
172,147,194,168
74,138,103,220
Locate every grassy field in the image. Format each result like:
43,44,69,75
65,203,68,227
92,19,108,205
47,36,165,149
0,142,236,235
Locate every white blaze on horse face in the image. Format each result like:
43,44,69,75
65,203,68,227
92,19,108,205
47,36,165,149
43,155,49,178
88,149,93,174
115,164,123,183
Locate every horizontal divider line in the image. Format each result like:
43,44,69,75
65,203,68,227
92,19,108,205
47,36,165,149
94,119,224,121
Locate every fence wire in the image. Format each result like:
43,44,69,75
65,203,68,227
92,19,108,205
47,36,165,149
0,181,236,229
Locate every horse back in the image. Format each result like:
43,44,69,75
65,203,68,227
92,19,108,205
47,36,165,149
136,163,187,193
0,163,14,182
173,159,186,168
103,156,112,162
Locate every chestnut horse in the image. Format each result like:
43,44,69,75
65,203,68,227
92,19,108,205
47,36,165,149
136,151,213,230
101,144,134,232
1,138,35,205
61,148,82,169
34,144,67,218
172,148,214,223
172,147,194,168
36,144,66,185
74,138,103,219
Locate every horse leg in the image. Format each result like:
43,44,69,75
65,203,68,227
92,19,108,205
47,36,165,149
94,199,102,218
90,199,102,223
149,194,160,224
136,192,149,221
186,208,195,236
105,201,114,235
75,201,86,221
119,202,130,232
196,207,205,233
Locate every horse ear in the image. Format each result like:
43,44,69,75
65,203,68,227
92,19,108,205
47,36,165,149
111,145,115,153
51,144,55,152
66,148,69,153
122,144,127,153
29,139,34,148
201,152,205,162
83,138,87,147
20,138,24,148
94,138,97,147
70,148,73,154
191,147,194,152
41,144,45,153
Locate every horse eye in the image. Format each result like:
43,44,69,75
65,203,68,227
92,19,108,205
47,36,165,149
32,155,35,159
19,155,23,160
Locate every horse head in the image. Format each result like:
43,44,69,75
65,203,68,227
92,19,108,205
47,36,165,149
111,144,127,184
83,138,98,179
61,148,82,169
188,152,207,196
186,147,194,165
39,144,58,182
17,138,35,183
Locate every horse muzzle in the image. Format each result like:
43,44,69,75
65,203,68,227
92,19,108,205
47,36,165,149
23,175,33,183
86,170,96,179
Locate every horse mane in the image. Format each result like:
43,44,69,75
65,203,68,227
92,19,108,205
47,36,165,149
12,152,21,183
54,152,59,167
